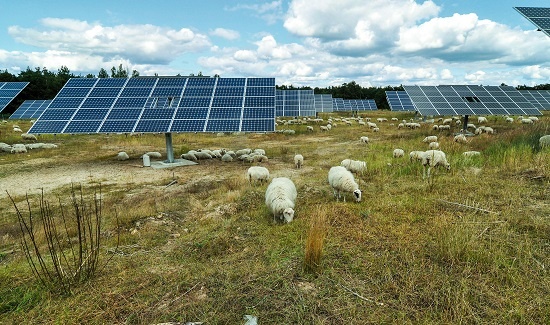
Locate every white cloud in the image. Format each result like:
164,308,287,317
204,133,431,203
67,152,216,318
210,28,240,40
465,70,486,83
226,1,284,24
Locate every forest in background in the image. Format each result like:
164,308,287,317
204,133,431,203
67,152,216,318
1,65,550,115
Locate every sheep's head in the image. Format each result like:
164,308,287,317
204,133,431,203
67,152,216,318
445,162,451,171
353,189,362,202
283,208,294,223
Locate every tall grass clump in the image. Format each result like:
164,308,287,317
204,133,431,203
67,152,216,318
7,184,118,296
304,206,328,274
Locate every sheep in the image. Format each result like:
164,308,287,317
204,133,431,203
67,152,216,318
41,143,58,149
19,133,37,142
340,159,367,174
320,125,329,131
144,151,162,158
372,127,380,132
421,150,450,179
294,154,304,169
252,154,269,163
10,144,27,154
367,122,377,128
423,136,438,143
442,118,453,124
194,151,213,160
13,127,23,133
235,148,252,156
432,125,439,131
398,123,405,129
539,135,550,148
438,125,450,130
253,148,266,155
477,116,488,124
528,116,539,122
393,148,405,158
221,153,233,162
117,152,129,161
265,177,297,223
484,127,494,134
505,117,514,123
247,166,270,184
428,141,440,150
181,152,198,161
454,134,468,143
306,126,314,132
327,166,361,202
409,150,425,162
521,118,534,124
463,151,481,157
282,129,295,135
360,136,369,144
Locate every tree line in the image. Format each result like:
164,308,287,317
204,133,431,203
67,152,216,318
1,65,549,114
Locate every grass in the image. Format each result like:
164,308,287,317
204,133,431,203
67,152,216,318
0,112,549,324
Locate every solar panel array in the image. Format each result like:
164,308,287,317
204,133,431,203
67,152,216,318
9,100,52,119
28,77,276,134
386,91,416,111
519,90,550,110
275,89,315,117
403,85,542,116
515,7,550,37
314,94,333,113
0,82,29,113
332,98,345,111
332,98,377,111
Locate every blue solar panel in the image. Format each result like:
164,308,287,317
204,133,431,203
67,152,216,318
9,100,52,119
403,85,542,116
28,77,276,134
386,91,416,111
314,94,333,113
515,7,550,37
0,82,29,113
276,90,315,117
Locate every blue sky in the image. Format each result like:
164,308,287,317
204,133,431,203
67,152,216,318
0,0,549,88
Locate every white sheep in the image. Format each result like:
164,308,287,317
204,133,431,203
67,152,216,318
181,152,198,161
423,136,438,143
194,151,212,160
428,142,439,150
432,125,439,131
442,118,453,124
247,166,270,184
253,148,266,155
528,116,539,122
117,152,129,161
521,118,534,124
235,148,252,156
144,151,162,158
372,127,380,132
421,150,450,179
306,126,314,132
505,117,514,123
393,148,405,158
454,134,468,143
10,144,27,154
463,151,481,157
340,159,367,174
320,125,329,131
21,133,37,141
360,136,369,144
328,166,361,202
221,153,233,162
13,127,23,133
539,135,550,148
41,143,58,149
484,127,494,134
265,177,297,223
477,116,488,124
294,154,304,169
409,150,425,162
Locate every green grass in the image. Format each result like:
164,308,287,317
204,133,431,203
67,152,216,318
0,112,549,324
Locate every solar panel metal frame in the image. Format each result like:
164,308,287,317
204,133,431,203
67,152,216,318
515,7,550,37
403,85,542,116
0,82,29,113
28,77,276,134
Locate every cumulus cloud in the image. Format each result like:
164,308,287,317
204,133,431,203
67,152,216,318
8,18,211,65
226,1,284,24
210,28,240,40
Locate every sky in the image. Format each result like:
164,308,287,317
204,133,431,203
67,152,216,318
0,0,549,88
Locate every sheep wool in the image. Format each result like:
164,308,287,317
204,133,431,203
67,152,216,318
539,135,550,148
117,152,129,161
10,144,27,154
409,150,425,162
328,166,361,202
393,149,405,158
248,166,270,184
340,159,367,174
221,153,233,162
294,154,304,169
265,177,297,223
21,133,37,141
463,151,481,157
144,152,162,158
360,136,369,144
423,135,438,143
428,142,439,150
421,150,450,179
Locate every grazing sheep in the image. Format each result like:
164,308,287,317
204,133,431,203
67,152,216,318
398,123,405,129
484,127,494,134
505,117,514,123
282,129,295,135
294,154,304,169
252,154,269,163
409,150,425,162
367,122,377,128
41,143,58,149
328,166,361,202
248,166,270,184
13,127,23,133
421,150,450,179
21,133,37,141
235,148,252,156
428,142,439,150
194,151,213,160
463,151,481,157
253,148,266,155
10,144,27,154
539,135,550,148
265,177,297,223
144,152,162,158
320,125,329,131
521,118,534,124
340,159,367,174
454,134,468,143
438,125,451,130
432,125,439,131
306,126,314,132
477,116,488,124
528,116,539,122
117,152,129,161
221,153,233,162
372,127,380,132
393,148,405,158
360,136,369,144
423,136,438,143
443,118,453,124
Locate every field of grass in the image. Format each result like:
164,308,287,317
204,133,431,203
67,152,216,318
0,111,549,324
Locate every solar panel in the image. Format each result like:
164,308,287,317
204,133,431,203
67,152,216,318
9,100,52,119
28,77,276,134
332,98,377,111
403,85,542,116
515,7,550,37
275,90,316,117
519,90,550,110
0,82,29,113
314,94,333,113
386,91,416,111
332,98,345,111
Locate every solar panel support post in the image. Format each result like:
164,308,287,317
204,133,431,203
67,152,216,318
463,115,469,134
164,133,175,163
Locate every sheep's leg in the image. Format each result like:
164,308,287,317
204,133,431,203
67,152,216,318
422,166,426,179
